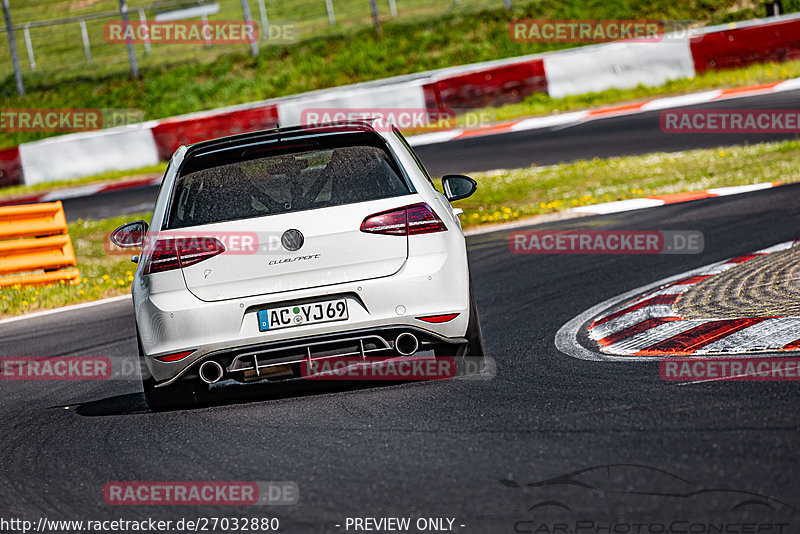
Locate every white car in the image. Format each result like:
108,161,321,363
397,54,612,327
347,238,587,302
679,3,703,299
111,119,483,410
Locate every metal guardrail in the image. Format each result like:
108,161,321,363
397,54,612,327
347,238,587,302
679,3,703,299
0,201,80,287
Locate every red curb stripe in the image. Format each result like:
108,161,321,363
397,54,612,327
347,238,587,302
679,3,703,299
598,317,681,347
668,275,712,286
713,81,783,99
454,123,515,139
647,191,716,204
590,294,679,329
781,338,800,351
635,318,767,356
725,253,765,264
0,194,47,207
586,102,645,118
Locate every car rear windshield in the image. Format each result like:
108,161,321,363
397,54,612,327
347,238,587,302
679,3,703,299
166,132,412,229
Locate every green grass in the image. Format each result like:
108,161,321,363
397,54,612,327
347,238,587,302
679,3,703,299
3,139,799,316
0,212,151,318
454,140,800,225
0,0,776,149
0,0,504,82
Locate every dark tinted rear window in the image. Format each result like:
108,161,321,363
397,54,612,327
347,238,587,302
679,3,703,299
166,134,411,228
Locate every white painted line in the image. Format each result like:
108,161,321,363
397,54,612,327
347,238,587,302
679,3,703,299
706,183,774,196
697,261,746,275
640,90,722,111
41,184,105,201
406,130,462,146
510,111,589,131
0,295,132,326
775,77,800,92
756,241,798,254
571,198,665,215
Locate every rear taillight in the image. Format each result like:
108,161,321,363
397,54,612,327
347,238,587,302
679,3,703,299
360,203,446,236
143,237,226,274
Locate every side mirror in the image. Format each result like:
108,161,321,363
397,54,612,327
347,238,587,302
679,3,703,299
442,174,477,202
110,220,148,248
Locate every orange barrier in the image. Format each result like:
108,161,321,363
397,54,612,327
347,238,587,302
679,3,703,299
0,201,79,287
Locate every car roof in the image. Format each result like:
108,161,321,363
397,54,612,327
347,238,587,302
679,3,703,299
184,119,388,159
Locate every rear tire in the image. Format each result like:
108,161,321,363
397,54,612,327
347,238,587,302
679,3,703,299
452,282,485,375
137,334,208,411
142,375,208,412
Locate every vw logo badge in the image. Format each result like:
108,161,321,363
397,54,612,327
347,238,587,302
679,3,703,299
281,229,304,251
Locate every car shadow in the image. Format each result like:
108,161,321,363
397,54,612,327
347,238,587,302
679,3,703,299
64,378,423,417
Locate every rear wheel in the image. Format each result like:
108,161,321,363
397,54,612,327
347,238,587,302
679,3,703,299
137,334,208,411
141,374,208,412
439,282,485,375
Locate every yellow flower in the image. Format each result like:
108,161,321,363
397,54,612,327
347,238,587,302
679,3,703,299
125,271,132,276
78,290,84,295
117,279,124,285
21,301,28,306
102,274,109,280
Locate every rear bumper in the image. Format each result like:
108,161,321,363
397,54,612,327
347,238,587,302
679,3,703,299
134,247,470,384
155,325,467,387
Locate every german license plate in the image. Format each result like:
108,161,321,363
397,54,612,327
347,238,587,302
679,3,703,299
258,299,348,331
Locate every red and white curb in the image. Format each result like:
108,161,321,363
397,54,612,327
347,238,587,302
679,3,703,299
556,239,800,362
570,182,780,215
408,76,800,146
0,175,162,207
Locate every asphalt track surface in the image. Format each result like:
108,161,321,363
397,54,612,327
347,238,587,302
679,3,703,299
59,89,800,221
2,181,800,530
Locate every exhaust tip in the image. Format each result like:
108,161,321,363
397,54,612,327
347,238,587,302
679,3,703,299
395,333,419,356
199,360,224,384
